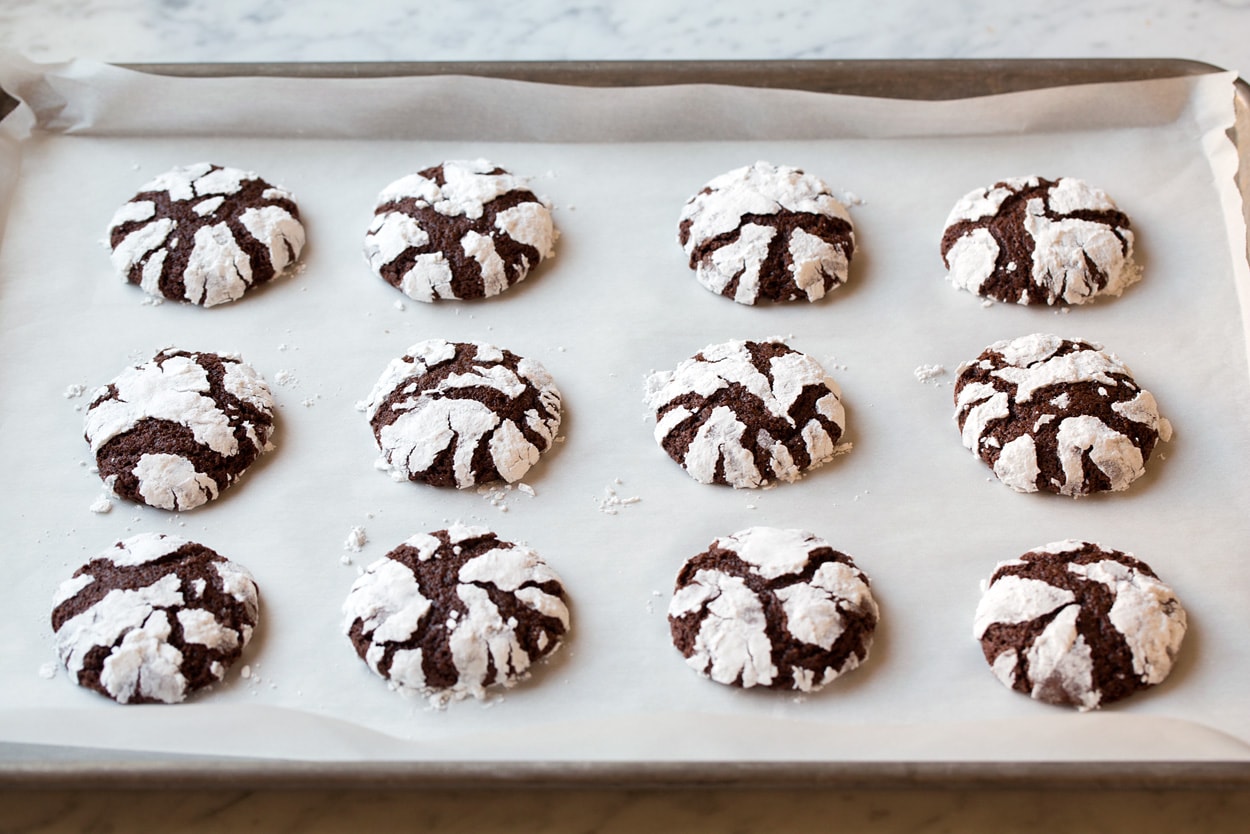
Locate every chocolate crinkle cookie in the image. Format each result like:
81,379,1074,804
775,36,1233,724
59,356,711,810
342,525,570,706
107,162,305,307
940,175,1138,305
678,161,854,304
362,339,562,488
363,159,557,302
51,532,260,705
668,527,878,692
974,540,1186,710
644,338,847,488
954,333,1169,497
84,349,276,511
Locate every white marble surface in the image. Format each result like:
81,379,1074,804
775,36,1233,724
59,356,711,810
2,0,1250,831
0,0,1245,70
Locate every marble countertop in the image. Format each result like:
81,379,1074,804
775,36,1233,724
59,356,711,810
2,1,1249,832
0,0,1247,70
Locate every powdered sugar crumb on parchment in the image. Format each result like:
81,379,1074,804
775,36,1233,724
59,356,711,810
240,663,266,689
63,384,86,399
38,661,57,680
344,525,367,552
598,481,640,514
914,363,946,384
88,495,113,514
477,482,537,512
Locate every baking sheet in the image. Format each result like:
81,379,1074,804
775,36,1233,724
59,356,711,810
0,57,1248,770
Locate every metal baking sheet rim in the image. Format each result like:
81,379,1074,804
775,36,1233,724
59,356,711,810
1,58,1248,789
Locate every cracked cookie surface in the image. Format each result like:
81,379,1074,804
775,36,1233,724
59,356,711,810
107,162,304,306
363,159,556,302
974,540,1186,710
678,161,854,304
941,176,1137,305
668,527,878,692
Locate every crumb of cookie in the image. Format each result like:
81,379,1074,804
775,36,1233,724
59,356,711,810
344,526,368,552
914,363,946,383
597,484,640,515
88,496,113,514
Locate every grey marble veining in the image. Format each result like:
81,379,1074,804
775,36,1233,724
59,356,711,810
0,0,1247,71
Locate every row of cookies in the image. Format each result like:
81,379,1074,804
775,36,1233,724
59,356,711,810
80,328,1169,514
105,160,1139,309
49,525,1187,715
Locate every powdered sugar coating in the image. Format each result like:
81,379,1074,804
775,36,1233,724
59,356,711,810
107,162,304,307
50,532,259,705
84,349,276,511
941,176,1137,305
668,527,877,692
974,540,1186,710
363,159,556,302
363,339,561,488
678,161,854,304
954,334,1167,497
342,524,569,706
644,338,846,488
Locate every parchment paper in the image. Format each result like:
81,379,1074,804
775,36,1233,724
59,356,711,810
0,57,1247,764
